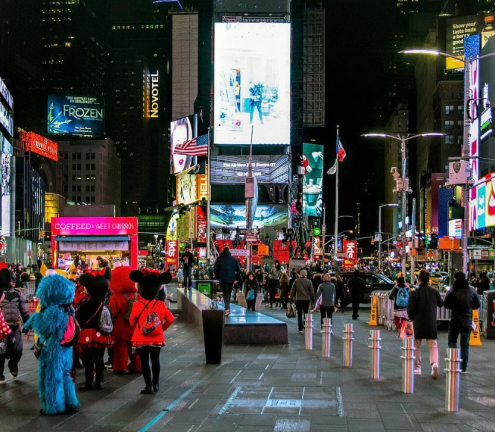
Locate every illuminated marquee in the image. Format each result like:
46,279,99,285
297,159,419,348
0,78,13,110
0,104,13,137
21,131,59,161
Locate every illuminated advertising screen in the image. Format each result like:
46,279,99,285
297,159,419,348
449,219,463,238
211,155,289,184
210,204,288,228
480,37,495,146
214,23,290,145
1,145,12,235
0,103,13,138
176,172,207,205
445,13,495,70
0,78,13,110
47,95,105,137
302,143,324,217
170,114,197,174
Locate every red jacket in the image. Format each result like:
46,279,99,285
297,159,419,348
129,299,174,346
108,266,141,343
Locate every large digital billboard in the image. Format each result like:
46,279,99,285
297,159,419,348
47,95,105,137
211,204,288,228
211,155,289,184
1,139,12,236
302,143,324,217
170,114,197,174
176,172,207,205
214,23,290,145
446,13,495,70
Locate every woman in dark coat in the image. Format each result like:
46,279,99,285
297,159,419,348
407,270,444,379
478,273,490,295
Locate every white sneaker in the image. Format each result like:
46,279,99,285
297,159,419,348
431,363,439,379
414,367,421,376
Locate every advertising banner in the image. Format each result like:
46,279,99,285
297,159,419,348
448,219,463,238
1,151,10,235
343,240,357,260
197,206,207,241
302,143,324,217
165,239,179,270
0,78,13,110
0,103,13,138
20,131,58,161
170,114,197,174
211,155,289,184
214,23,290,145
210,204,288,228
51,217,138,236
47,95,105,137
176,173,207,205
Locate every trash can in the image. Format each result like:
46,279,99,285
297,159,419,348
202,309,224,364
483,291,495,339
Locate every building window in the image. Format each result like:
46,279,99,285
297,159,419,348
72,185,76,192
445,120,454,130
457,120,463,127
91,197,96,203
91,185,95,192
91,164,95,170
458,135,463,145
72,163,76,170
86,185,90,192
86,196,90,202
445,105,454,114
445,135,454,144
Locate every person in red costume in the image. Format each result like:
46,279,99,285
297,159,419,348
108,266,142,374
129,269,173,394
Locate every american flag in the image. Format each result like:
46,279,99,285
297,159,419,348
174,134,208,156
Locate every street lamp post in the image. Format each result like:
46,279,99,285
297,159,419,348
363,133,444,282
400,48,495,274
378,203,399,271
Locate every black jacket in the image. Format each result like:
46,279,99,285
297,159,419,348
76,298,104,331
407,284,444,339
214,250,241,283
267,277,280,292
181,251,195,268
245,274,259,298
347,275,365,299
444,280,480,325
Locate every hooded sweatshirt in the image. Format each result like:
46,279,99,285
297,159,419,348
444,277,481,325
214,250,241,283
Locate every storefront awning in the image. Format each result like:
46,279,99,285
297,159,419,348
56,236,130,242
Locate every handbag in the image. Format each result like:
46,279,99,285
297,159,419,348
399,320,415,339
286,303,295,318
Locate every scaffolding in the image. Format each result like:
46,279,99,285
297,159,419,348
303,5,325,127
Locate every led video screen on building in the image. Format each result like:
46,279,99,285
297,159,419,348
214,23,290,145
170,114,197,174
210,204,288,228
48,95,105,137
302,143,324,217
211,155,289,184
1,140,12,235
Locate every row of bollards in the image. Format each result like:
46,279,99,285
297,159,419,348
303,315,462,412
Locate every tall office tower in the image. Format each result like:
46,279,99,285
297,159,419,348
0,0,42,132
40,0,107,98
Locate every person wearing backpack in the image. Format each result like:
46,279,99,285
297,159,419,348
245,272,258,311
75,272,113,390
23,274,80,415
0,267,29,382
108,266,142,375
388,276,410,331
129,269,174,394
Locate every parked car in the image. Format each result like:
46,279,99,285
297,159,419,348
331,271,395,305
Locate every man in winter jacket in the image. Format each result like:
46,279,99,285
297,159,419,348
444,271,480,373
214,247,241,316
347,270,365,320
407,270,444,379
0,268,29,382
290,270,315,332
181,246,195,290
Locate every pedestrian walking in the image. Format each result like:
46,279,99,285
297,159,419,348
290,269,315,333
388,276,410,330
444,271,480,374
213,247,241,316
407,269,444,379
0,268,29,382
347,270,365,320
129,270,174,394
181,246,195,290
245,272,258,311
279,272,289,309
315,274,336,327
267,273,280,308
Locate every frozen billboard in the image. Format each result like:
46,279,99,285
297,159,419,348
47,95,105,137
214,23,290,145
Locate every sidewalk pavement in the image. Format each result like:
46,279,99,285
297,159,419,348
1,300,495,432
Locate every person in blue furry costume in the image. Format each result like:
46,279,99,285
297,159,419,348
24,274,80,415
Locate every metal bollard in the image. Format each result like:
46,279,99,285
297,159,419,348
342,323,354,367
304,313,314,350
401,338,415,393
321,318,332,358
445,348,462,412
368,330,381,379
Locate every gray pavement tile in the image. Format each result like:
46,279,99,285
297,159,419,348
234,427,274,432
344,409,381,419
379,412,420,429
310,416,346,425
413,412,461,424
346,418,386,432
194,414,243,431
420,425,463,432
53,413,108,430
462,420,495,432
239,414,278,426
273,417,311,432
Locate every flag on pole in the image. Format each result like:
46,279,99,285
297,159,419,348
327,158,337,175
337,137,346,162
174,134,208,156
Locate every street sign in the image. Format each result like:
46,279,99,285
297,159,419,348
245,234,258,242
336,253,346,258
230,249,249,256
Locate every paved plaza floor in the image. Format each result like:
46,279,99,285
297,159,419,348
2,298,495,432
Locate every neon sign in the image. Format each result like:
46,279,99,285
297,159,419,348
20,131,59,161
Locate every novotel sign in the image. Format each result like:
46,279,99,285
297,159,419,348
150,71,159,118
52,217,138,236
